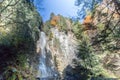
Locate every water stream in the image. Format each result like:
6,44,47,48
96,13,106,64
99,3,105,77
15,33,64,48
38,31,58,80
39,32,48,78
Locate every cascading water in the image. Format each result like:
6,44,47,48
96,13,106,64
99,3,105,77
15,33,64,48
37,29,77,80
37,31,58,80
39,32,48,78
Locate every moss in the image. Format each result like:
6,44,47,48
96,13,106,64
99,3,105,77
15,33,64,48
49,32,53,40
53,38,60,48
3,66,23,80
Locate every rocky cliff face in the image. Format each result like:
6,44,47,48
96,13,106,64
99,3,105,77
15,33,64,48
42,12,120,79
92,0,120,78
0,0,120,80
47,28,77,76
41,15,78,79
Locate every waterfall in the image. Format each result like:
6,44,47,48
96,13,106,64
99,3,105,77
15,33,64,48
39,32,48,78
37,29,77,80
37,31,58,80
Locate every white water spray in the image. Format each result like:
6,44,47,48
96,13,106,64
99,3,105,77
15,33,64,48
39,32,48,78
37,31,58,80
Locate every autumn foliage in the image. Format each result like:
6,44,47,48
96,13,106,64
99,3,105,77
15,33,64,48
83,15,93,30
50,16,60,27
83,15,92,24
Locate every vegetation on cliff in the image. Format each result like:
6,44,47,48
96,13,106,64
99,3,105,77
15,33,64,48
63,0,120,79
0,0,120,80
43,0,120,79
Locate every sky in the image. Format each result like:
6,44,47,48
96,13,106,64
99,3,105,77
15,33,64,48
0,0,3,2
34,0,78,22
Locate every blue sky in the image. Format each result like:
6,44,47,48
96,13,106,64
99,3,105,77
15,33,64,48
34,0,78,22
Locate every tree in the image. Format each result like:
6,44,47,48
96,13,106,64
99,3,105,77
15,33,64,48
73,0,120,78
0,0,42,79
75,0,102,20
